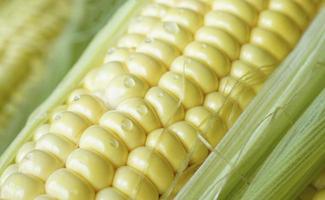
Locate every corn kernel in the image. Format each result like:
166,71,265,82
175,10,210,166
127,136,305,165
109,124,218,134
66,148,114,190
250,27,291,60
141,3,169,18
146,128,188,171
168,121,209,164
158,71,204,109
15,141,35,163
163,7,203,33
269,0,309,30
176,0,208,15
294,0,317,18
19,150,63,181
212,0,258,26
184,41,231,77
128,16,159,35
96,187,128,200
145,87,185,126
50,111,89,143
46,169,95,200
68,95,107,123
1,173,44,200
136,38,180,66
258,10,301,47
128,147,174,194
186,106,227,147
79,125,128,167
117,98,161,133
205,11,250,44
99,111,146,150
35,133,76,162
104,48,130,63
0,164,18,186
246,0,268,11
195,26,240,60
126,52,166,86
83,62,127,92
118,34,145,49
171,56,219,93
149,21,193,50
113,166,159,200
67,89,90,104
35,194,57,200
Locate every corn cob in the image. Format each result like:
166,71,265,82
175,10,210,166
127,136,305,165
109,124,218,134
0,0,320,199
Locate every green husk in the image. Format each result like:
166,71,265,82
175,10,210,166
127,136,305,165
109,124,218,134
241,88,325,200
176,8,325,200
0,0,125,153
0,0,148,174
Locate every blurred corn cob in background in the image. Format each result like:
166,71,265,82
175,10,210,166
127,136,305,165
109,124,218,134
0,0,125,152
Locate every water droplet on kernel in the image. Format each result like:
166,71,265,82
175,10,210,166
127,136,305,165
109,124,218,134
173,74,180,80
163,22,179,34
73,95,80,102
137,104,148,115
54,114,61,121
108,48,115,55
158,92,164,97
145,38,153,43
201,43,208,48
123,77,136,88
121,119,133,130
109,139,119,148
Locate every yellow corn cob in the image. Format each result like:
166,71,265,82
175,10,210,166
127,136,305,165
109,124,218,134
0,0,319,199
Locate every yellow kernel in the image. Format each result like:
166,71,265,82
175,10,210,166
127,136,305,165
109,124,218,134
184,41,231,77
1,173,44,200
35,195,57,200
136,38,180,66
313,190,325,200
169,121,209,165
128,16,159,35
126,52,167,86
155,0,176,6
68,95,107,123
219,76,256,109
50,111,89,143
186,106,227,147
213,0,258,26
205,11,250,44
269,0,309,30
113,166,159,200
158,71,204,109
117,34,145,49
195,26,240,60
146,128,188,171
117,98,161,133
128,147,174,194
67,89,90,104
66,148,115,191
46,169,95,200
99,111,146,150
15,141,35,163
204,92,242,127
141,3,169,18
83,62,127,92
149,21,193,51
49,105,68,123
313,170,325,190
240,44,278,75
19,150,63,181
258,10,301,47
230,60,266,92
294,0,317,19
145,87,185,126
171,56,219,93
163,7,203,33
96,187,128,200
35,134,76,162
105,74,149,108
79,125,128,167
176,0,209,15
0,164,18,186
33,124,50,141
250,27,291,60
246,0,268,11
104,48,130,63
